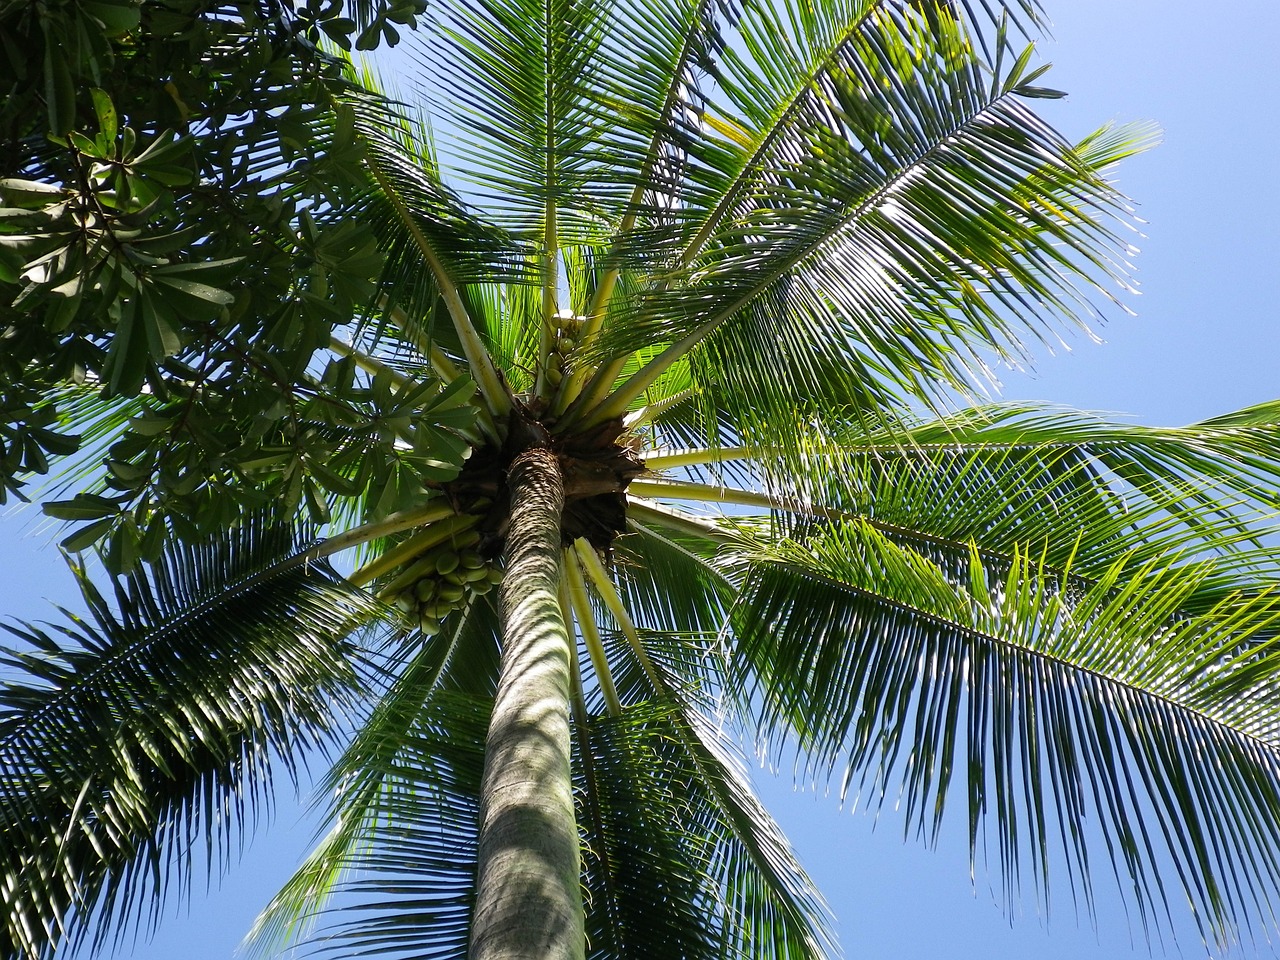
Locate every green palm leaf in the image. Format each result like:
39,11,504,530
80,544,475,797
634,400,1280,589
578,702,831,960
281,688,489,960
0,520,377,960
247,592,502,960
579,10,1152,432
350,90,518,291
613,515,732,636
730,519,1280,947
415,0,615,238
768,403,1280,599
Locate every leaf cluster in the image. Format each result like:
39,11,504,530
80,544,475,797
0,0,482,555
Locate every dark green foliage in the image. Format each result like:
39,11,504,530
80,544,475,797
0,0,477,561
577,704,829,960
0,520,378,959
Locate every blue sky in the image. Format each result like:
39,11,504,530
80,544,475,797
3,2,1280,958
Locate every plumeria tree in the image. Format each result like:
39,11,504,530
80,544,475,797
7,1,1280,959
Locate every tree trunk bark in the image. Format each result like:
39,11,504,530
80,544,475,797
471,447,584,960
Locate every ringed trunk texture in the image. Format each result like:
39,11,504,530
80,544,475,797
471,447,585,960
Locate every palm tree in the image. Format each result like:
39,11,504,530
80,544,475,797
8,1,1280,958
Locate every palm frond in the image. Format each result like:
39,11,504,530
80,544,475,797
565,0,729,286
348,88,516,291
613,515,733,636
729,520,1280,947
772,403,1280,590
474,274,545,399
583,9,1152,431
269,687,490,960
577,702,832,960
0,520,377,960
413,0,616,239
343,86,516,417
670,0,1048,267
560,532,830,957
633,401,1280,598
246,594,502,958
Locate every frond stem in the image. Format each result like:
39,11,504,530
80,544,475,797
327,335,407,385
643,446,754,470
559,587,621,925
572,539,663,691
556,354,629,430
626,497,734,543
287,501,458,582
535,0,560,403
628,478,786,513
348,512,473,587
365,163,512,421
565,547,622,716
377,298,500,441
624,388,696,429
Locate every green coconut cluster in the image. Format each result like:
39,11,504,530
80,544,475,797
375,512,502,636
543,310,581,390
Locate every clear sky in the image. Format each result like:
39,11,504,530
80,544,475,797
3,2,1280,958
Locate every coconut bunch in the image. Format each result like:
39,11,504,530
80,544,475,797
372,509,503,636
544,309,581,389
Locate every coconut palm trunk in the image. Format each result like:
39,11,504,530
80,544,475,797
472,446,584,960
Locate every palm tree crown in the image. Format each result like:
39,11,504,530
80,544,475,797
7,1,1280,958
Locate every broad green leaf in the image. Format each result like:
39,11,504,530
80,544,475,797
150,274,234,304
43,493,119,520
59,516,116,553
